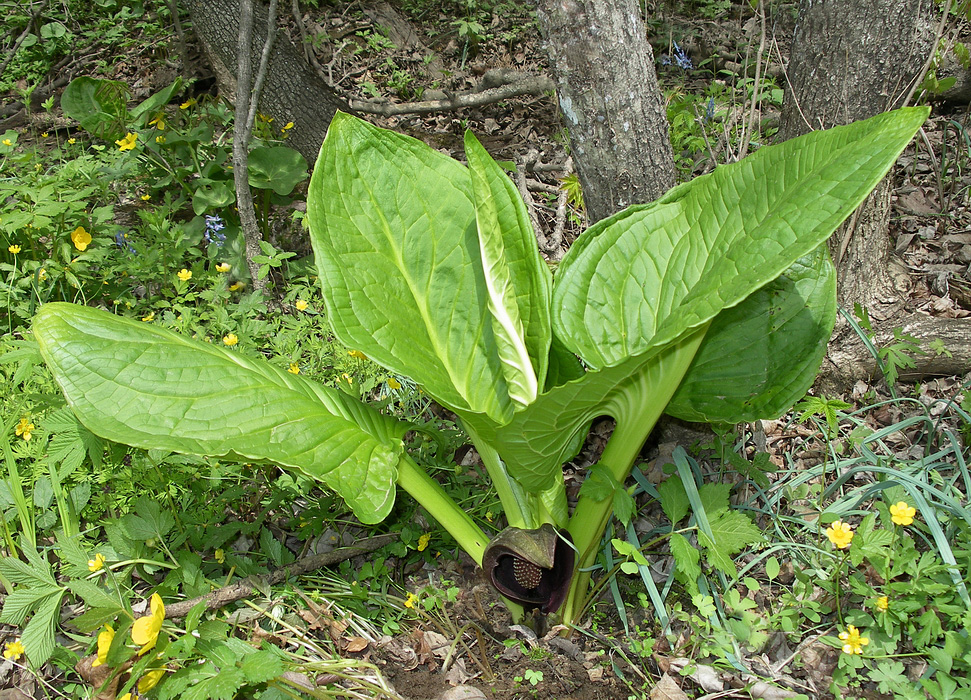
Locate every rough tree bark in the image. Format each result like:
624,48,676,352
186,0,347,164
778,0,971,390
535,0,677,224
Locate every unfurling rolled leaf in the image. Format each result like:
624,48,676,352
482,524,574,614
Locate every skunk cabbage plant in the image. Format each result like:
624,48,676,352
33,107,927,625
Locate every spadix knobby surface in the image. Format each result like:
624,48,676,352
33,304,409,522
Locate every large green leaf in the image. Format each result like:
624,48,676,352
667,248,837,422
553,107,929,372
33,303,409,523
464,130,552,406
248,146,308,195
307,112,514,423
461,326,708,492
60,76,131,142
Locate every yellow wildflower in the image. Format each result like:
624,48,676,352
71,226,92,251
214,548,225,564
180,98,196,109
138,669,166,692
41,132,49,138
825,520,854,549
404,593,418,609
387,376,402,390
88,553,106,572
68,138,76,144
148,115,165,130
229,282,244,291
294,298,308,311
348,349,367,360
215,262,231,273
115,132,137,151
142,311,155,322
288,363,300,375
222,333,238,346
141,194,151,201
91,625,114,667
8,244,20,254
417,533,431,552
1,138,12,147
131,592,165,655
876,596,889,612
838,625,869,655
177,268,192,282
15,417,34,442
3,638,24,661
283,121,294,130
889,501,916,527
37,268,46,280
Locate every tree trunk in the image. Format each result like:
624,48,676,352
779,0,963,392
186,0,347,165
535,0,676,224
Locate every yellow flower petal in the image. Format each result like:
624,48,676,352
131,593,165,655
3,639,24,661
91,625,114,667
138,668,166,692
71,226,92,252
889,501,916,526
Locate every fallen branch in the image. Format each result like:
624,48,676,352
348,73,554,116
164,533,397,619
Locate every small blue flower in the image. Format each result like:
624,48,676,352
704,96,715,122
672,41,692,71
114,230,135,253
204,215,227,247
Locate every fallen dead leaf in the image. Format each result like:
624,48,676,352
345,636,369,653
650,673,688,700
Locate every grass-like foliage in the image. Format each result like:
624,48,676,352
33,107,927,626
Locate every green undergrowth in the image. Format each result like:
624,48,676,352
0,2,968,699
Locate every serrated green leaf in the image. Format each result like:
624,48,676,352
577,465,615,502
67,579,124,612
612,488,635,525
698,482,731,516
0,587,62,626
698,530,738,576
69,607,124,633
184,667,246,700
239,650,285,684
21,589,65,667
706,508,764,555
658,476,690,526
158,664,215,700
669,532,701,595
33,303,410,523
0,557,57,588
